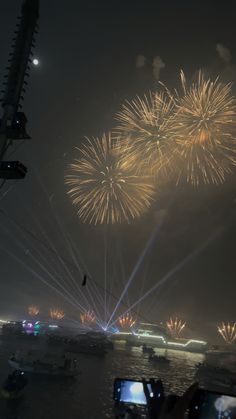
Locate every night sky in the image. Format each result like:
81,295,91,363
0,0,236,341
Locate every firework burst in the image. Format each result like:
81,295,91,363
80,310,96,325
166,317,186,338
65,133,154,224
175,70,236,185
28,305,39,316
218,322,236,344
118,313,136,330
50,308,65,320
116,92,178,176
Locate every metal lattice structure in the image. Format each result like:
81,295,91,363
0,0,39,178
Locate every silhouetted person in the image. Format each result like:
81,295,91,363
82,274,87,286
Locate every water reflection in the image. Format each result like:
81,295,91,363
0,339,204,419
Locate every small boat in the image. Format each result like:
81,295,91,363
46,335,67,346
1,387,24,400
149,354,170,364
66,342,107,356
8,356,79,377
142,345,154,354
196,362,236,375
1,371,27,399
65,336,108,356
81,332,114,350
195,362,236,387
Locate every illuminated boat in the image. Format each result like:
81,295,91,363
112,325,207,353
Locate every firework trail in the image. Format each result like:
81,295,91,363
118,313,136,330
218,322,236,344
166,317,186,338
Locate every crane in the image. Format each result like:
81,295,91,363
0,0,39,180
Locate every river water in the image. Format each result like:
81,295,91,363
0,336,204,419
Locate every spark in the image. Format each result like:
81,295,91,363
65,133,154,224
116,91,178,176
175,70,236,185
50,308,65,320
218,322,236,344
80,310,96,325
118,313,136,330
166,317,186,338
28,305,39,316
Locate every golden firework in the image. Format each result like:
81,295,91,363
28,305,39,316
50,308,65,320
65,133,154,224
116,92,178,176
218,322,236,344
175,70,236,185
118,313,136,330
166,317,186,338
80,310,96,325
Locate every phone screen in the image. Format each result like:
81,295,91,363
189,389,236,419
113,379,154,405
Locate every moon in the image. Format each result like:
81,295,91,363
32,58,39,66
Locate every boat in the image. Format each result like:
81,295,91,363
66,342,107,356
148,354,170,364
81,332,114,350
1,387,24,400
8,354,79,377
65,333,108,356
142,345,154,354
205,350,236,369
1,371,27,399
46,334,67,346
195,362,236,388
196,362,235,376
